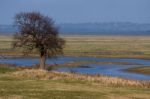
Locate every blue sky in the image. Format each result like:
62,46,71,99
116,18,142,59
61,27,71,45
0,0,150,24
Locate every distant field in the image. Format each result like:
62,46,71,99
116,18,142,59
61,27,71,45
0,36,13,49
1,35,150,59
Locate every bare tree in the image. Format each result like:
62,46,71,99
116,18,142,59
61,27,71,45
13,12,65,69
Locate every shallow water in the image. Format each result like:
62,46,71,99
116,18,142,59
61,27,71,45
0,56,150,80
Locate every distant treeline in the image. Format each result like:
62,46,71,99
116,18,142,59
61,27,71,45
1,22,150,35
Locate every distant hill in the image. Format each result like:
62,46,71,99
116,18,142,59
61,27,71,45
0,22,150,35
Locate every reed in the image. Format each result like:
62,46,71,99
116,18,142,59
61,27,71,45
10,69,150,88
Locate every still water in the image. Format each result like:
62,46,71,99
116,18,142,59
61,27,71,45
0,56,150,80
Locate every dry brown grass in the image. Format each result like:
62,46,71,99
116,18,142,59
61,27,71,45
10,69,150,88
63,36,150,58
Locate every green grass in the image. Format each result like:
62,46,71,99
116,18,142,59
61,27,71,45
0,79,106,99
0,78,149,99
0,66,16,74
126,66,150,75
0,64,17,74
0,69,149,99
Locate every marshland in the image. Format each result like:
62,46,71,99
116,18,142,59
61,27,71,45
0,0,150,99
0,35,150,99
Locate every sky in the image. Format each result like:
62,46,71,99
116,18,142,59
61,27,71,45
0,0,150,24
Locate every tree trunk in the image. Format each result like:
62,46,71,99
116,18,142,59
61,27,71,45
40,55,46,70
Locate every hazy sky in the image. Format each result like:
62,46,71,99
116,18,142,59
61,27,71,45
0,0,150,24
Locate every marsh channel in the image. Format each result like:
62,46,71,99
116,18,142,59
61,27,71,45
0,56,150,80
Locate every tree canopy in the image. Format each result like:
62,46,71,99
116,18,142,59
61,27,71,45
13,12,65,69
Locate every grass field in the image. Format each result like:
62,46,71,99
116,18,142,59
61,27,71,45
0,66,150,99
1,35,150,59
